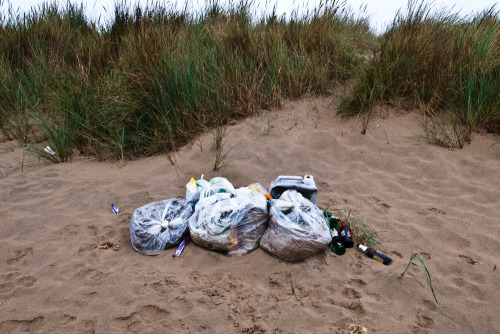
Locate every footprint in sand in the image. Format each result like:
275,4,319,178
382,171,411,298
368,196,391,214
54,224,81,237
341,287,364,315
112,305,170,331
18,276,36,288
86,225,98,236
343,287,362,300
458,254,477,265
416,312,435,329
419,207,447,216
6,247,33,265
391,251,403,259
420,252,431,260
0,316,45,332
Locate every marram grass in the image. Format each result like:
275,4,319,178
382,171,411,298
0,0,372,161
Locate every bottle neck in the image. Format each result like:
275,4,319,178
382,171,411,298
357,244,368,252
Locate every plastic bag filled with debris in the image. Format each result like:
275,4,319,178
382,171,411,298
130,198,193,255
189,186,269,254
260,190,331,261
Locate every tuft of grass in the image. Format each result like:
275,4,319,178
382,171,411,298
212,120,236,171
32,110,82,162
400,252,438,304
327,209,380,248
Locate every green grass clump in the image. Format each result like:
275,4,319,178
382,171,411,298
327,209,380,249
400,252,438,304
0,0,373,162
340,0,500,141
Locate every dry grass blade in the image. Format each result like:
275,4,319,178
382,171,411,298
290,281,304,305
328,209,380,248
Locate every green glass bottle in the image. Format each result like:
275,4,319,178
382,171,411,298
330,228,346,255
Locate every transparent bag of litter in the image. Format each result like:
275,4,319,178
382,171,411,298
130,198,193,255
189,187,269,254
259,190,331,261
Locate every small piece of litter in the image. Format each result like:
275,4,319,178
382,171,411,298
99,241,120,251
349,324,368,334
44,146,56,155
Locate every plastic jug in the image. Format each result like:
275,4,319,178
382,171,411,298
269,175,317,203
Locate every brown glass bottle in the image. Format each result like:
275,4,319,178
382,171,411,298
357,244,392,265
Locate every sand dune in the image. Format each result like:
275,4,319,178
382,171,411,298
1,97,499,333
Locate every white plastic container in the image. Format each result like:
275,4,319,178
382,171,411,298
269,175,317,204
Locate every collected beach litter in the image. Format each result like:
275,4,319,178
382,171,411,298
172,236,190,258
269,175,318,203
111,203,119,214
130,198,193,255
189,183,269,254
260,190,332,261
357,244,392,265
128,174,391,264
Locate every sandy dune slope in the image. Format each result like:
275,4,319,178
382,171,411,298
1,97,499,333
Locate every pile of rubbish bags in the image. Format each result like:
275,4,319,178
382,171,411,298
129,175,332,261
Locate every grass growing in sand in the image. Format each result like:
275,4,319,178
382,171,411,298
327,209,380,249
400,252,438,304
327,209,439,304
340,0,500,141
1,0,498,162
0,0,372,162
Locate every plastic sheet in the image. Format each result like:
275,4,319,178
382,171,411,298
130,198,193,255
189,187,269,254
260,190,331,261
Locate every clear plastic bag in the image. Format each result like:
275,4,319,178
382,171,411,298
189,187,269,254
259,190,332,261
130,198,193,255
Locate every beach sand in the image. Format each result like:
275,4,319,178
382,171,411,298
1,97,499,333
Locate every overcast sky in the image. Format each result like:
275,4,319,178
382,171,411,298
2,0,498,33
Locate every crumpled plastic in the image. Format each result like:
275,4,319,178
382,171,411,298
186,176,235,208
259,190,332,261
189,186,269,254
130,198,193,255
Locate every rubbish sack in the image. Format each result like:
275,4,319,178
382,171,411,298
259,190,331,261
189,187,268,254
130,198,193,255
269,175,317,203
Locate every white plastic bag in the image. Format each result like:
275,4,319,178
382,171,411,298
189,187,268,254
260,190,331,261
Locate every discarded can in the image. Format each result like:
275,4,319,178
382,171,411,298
111,203,119,214
357,244,392,265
